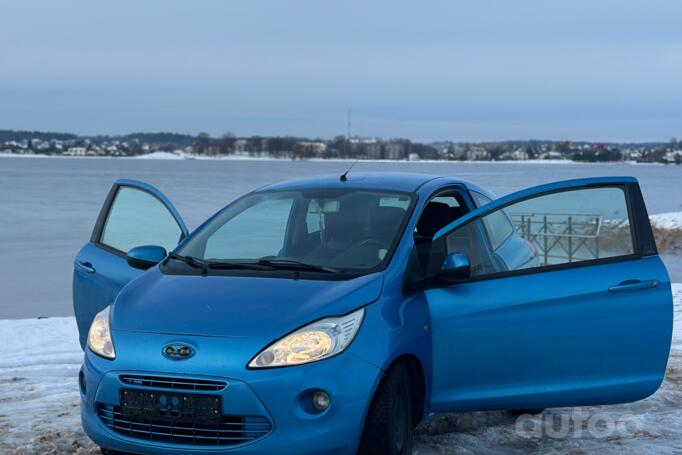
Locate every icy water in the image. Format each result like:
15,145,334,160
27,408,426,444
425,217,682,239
1,156,681,318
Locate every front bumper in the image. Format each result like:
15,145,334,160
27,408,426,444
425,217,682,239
80,332,382,455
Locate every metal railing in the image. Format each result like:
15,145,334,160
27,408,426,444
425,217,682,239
510,212,603,265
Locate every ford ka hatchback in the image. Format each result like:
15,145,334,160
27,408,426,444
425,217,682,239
74,173,673,455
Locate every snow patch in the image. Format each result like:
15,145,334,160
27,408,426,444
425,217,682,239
651,212,682,253
651,212,682,231
130,151,185,160
1,152,677,165
0,318,93,454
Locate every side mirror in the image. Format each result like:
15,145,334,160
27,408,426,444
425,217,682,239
127,245,167,270
438,252,471,282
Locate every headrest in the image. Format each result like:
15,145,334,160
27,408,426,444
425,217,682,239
368,207,406,240
324,211,357,242
370,206,405,228
417,202,455,238
450,206,465,220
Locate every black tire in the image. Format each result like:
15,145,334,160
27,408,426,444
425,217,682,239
100,448,135,455
357,364,413,455
508,408,545,416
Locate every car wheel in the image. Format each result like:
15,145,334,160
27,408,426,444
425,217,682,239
357,363,413,455
508,408,545,416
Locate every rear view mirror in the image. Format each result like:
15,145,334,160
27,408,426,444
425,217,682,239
127,245,167,270
439,252,471,282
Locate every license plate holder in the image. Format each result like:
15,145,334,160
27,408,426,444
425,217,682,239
120,389,222,424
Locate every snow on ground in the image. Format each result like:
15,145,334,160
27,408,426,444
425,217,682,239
651,212,682,231
130,151,185,160
1,285,680,454
2,152,674,165
0,318,95,454
651,213,682,255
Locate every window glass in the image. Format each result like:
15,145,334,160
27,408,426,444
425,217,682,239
305,200,324,234
179,190,413,272
414,193,466,238
204,196,295,259
481,210,514,249
445,219,500,276
379,196,412,209
101,187,182,253
471,191,492,208
430,195,461,207
445,186,635,278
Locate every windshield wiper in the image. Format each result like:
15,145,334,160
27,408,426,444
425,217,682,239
167,252,209,274
168,253,336,274
169,253,273,272
204,261,272,271
167,252,205,269
257,257,339,274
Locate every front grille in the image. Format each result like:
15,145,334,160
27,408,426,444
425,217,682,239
120,374,227,391
97,405,272,446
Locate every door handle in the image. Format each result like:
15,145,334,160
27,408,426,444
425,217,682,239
608,279,658,293
76,260,96,274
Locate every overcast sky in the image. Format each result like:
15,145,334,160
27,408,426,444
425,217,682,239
1,1,681,141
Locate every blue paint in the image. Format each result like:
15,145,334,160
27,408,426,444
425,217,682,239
126,245,167,270
74,174,673,454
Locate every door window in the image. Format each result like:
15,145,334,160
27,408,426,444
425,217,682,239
470,191,492,208
481,209,514,249
100,187,183,253
445,186,635,278
445,219,499,276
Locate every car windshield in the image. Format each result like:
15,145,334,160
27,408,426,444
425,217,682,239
176,189,414,273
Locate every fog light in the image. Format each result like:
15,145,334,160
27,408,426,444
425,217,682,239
312,390,330,411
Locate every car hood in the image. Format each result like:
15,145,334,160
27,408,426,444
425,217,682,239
111,268,383,339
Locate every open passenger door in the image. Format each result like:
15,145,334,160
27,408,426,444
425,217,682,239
73,179,188,348
426,177,673,412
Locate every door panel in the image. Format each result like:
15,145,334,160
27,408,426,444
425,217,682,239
73,180,187,348
73,243,143,348
426,177,673,411
428,256,672,412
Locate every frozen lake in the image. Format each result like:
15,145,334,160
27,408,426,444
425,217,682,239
1,156,681,318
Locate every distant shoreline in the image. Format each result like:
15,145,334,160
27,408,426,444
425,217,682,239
0,152,671,166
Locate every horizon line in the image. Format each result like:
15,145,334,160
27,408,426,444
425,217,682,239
1,128,678,145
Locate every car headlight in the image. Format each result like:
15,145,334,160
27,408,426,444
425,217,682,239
248,308,365,368
87,306,116,359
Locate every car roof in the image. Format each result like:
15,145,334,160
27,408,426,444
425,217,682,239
257,172,450,193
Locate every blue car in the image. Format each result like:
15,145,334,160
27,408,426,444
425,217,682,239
74,173,673,455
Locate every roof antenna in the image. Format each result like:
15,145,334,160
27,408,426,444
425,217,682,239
340,159,358,182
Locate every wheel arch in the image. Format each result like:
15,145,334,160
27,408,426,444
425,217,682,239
357,353,427,454
380,353,427,426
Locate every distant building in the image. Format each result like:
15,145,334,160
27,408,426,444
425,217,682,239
364,141,383,160
293,141,327,159
468,146,490,161
384,142,407,160
540,151,565,160
233,139,248,153
499,147,528,161
64,147,87,156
